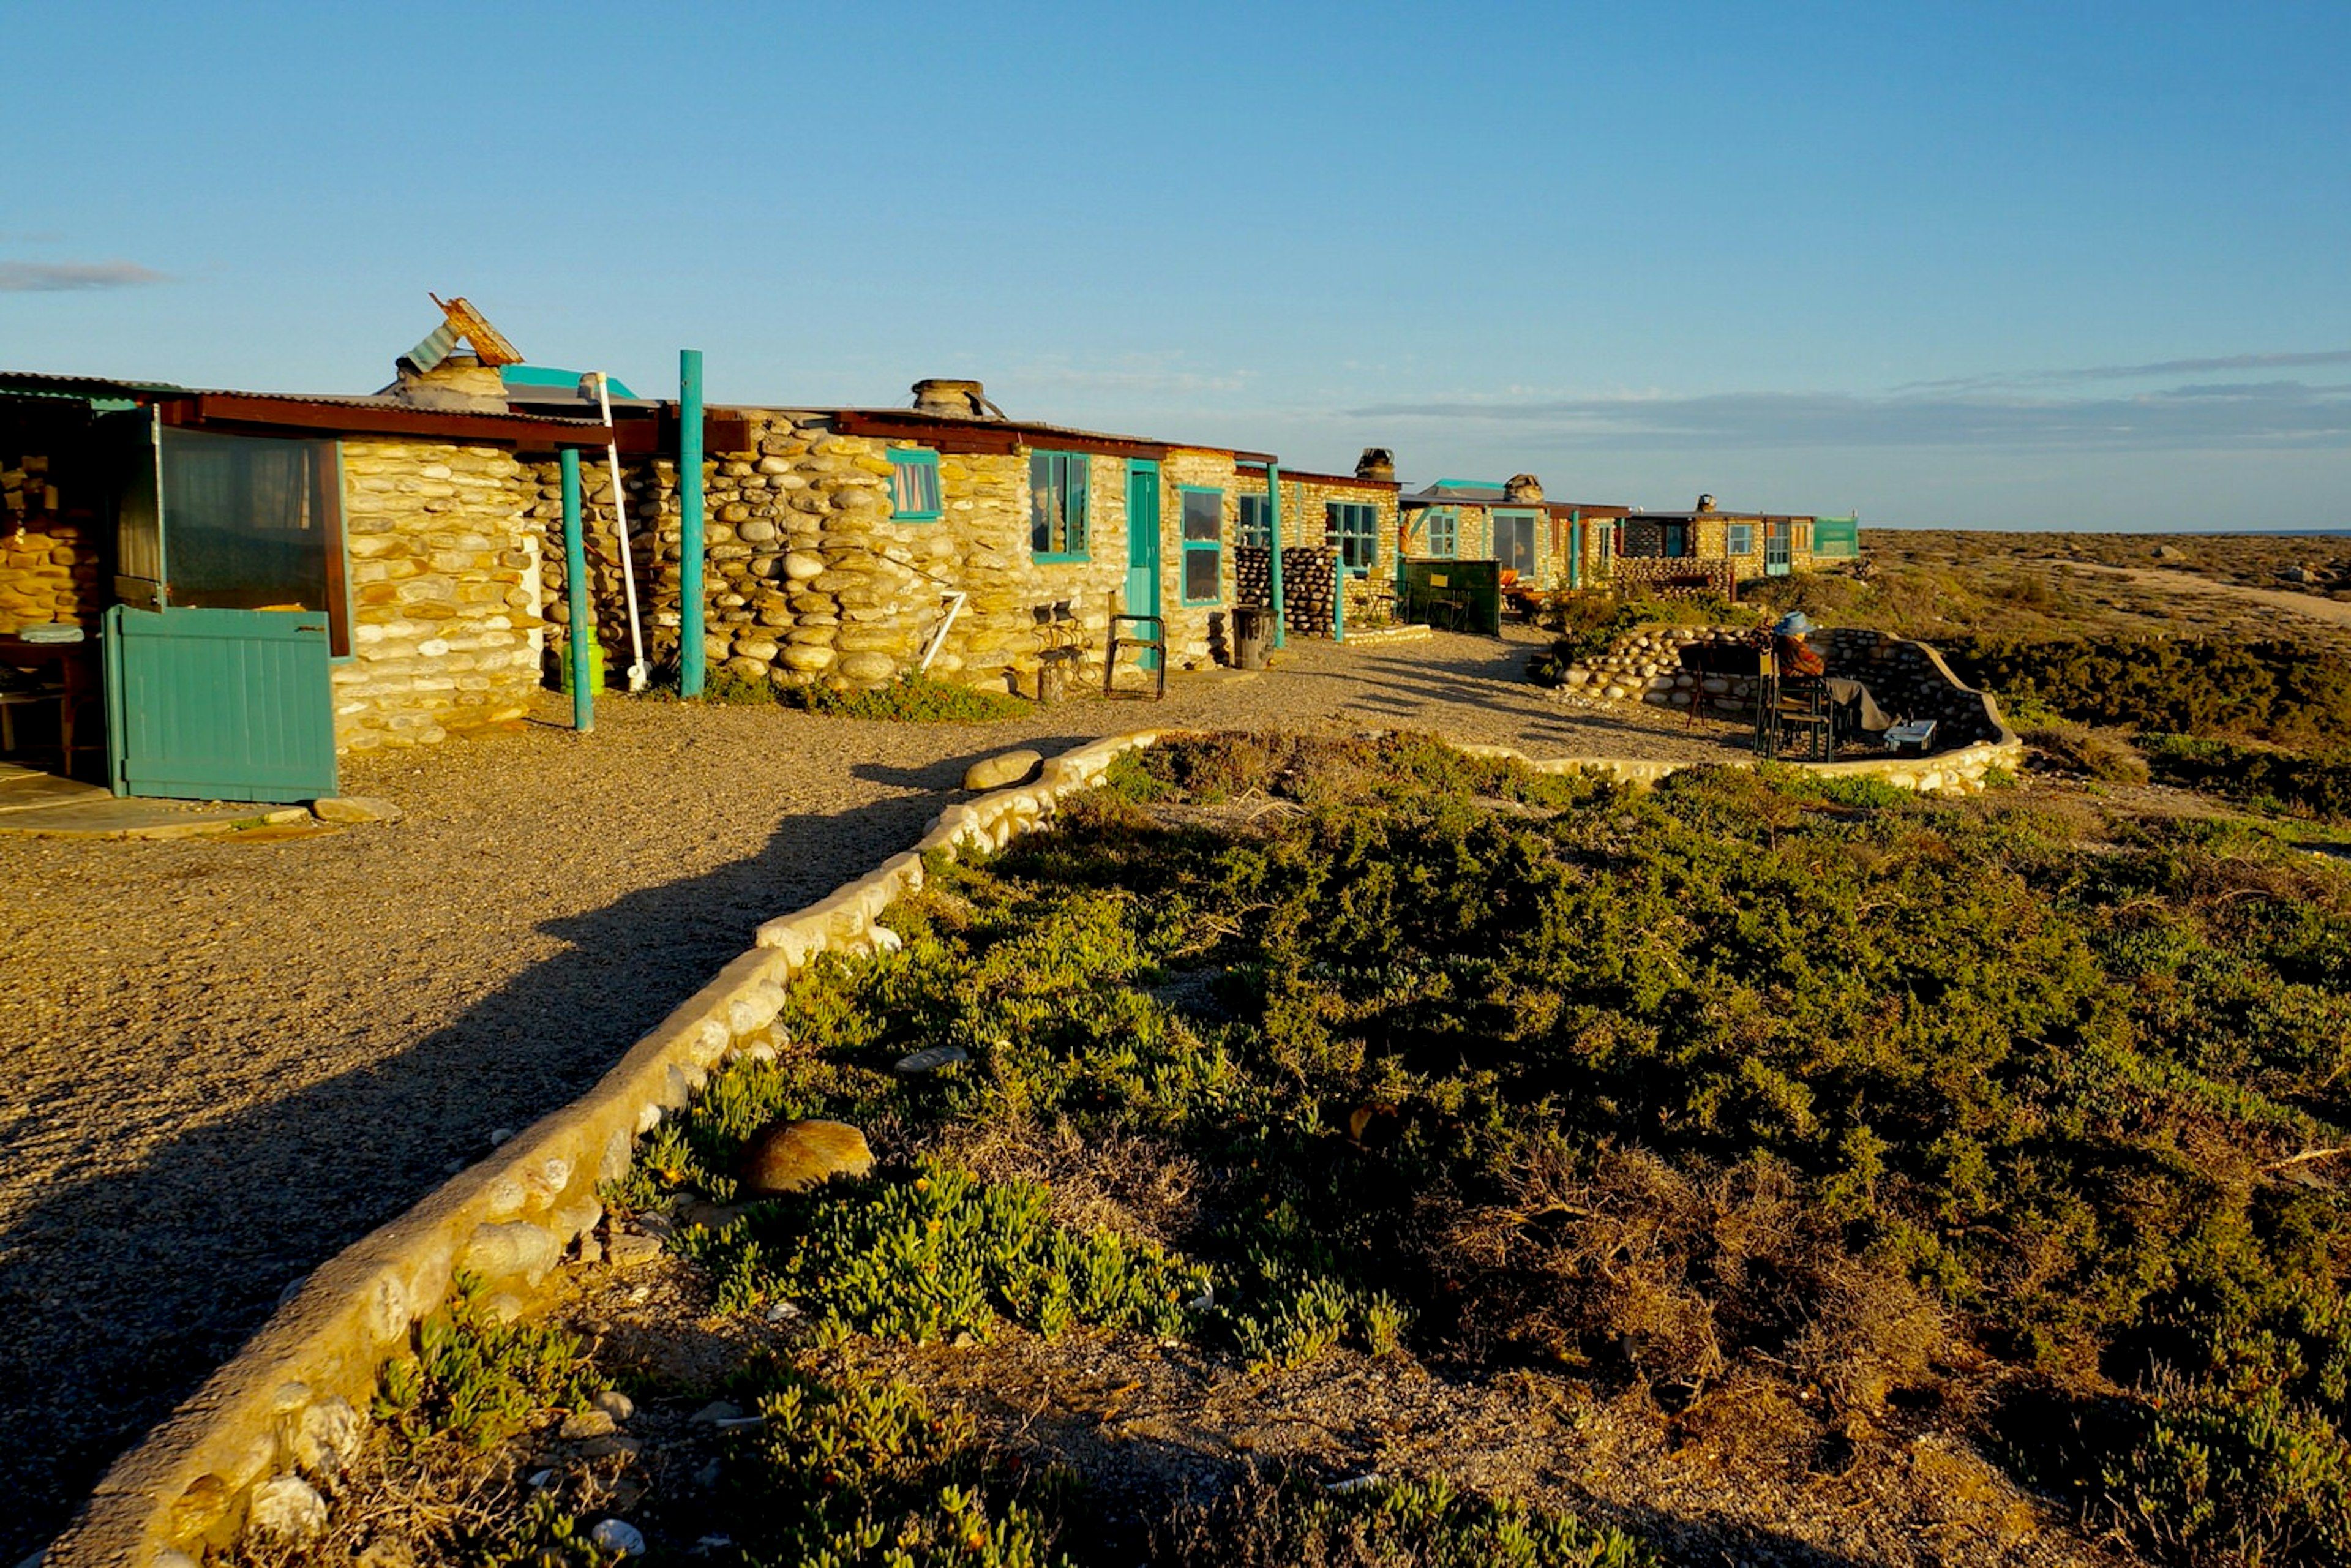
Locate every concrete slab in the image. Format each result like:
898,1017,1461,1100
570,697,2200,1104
0,767,111,815
0,798,309,840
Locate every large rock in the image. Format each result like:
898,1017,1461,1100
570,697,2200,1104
247,1474,329,1540
312,795,403,824
963,749,1042,791
740,1119,873,1195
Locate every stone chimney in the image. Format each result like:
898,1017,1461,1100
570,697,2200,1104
1504,473,1545,503
910,378,1005,419
387,352,508,413
1694,493,1717,512
1355,448,1396,482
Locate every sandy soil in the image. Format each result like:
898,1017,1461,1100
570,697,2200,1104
2053,560,2351,631
0,628,1755,1561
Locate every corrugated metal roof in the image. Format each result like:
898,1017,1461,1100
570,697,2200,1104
0,370,200,400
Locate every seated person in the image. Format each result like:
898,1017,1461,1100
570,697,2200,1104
1773,612,1826,679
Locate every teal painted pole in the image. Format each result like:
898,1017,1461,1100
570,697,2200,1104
1569,509,1583,591
561,448,593,732
1265,464,1286,650
1333,552,1346,643
678,348,707,697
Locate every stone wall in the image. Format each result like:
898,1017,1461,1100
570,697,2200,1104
334,442,542,751
1556,623,2014,753
1232,544,1343,637
0,452,101,634
1609,556,1739,599
534,418,1244,694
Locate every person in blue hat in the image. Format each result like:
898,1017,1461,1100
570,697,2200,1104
1773,611,1826,678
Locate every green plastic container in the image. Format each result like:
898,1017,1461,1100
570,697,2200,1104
556,636,605,695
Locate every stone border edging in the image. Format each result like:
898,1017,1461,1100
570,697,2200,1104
50,719,2015,1566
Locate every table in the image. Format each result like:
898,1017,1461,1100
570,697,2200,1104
0,632,100,766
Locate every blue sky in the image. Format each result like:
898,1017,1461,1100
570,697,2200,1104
4,1,2346,529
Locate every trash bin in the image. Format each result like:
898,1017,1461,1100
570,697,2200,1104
1232,603,1270,671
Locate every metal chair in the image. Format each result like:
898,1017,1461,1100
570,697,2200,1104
1104,609,1167,700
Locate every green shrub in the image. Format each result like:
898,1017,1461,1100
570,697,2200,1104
788,671,1033,722
2022,719,2151,784
2103,1341,2351,1564
1163,1469,1654,1567
372,1270,597,1449
2142,733,2351,822
724,1364,1075,1567
680,1157,1208,1344
696,667,779,705
1947,634,2351,748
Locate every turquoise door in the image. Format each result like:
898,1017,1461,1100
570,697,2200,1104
1765,519,1793,576
105,606,338,803
1125,460,1161,672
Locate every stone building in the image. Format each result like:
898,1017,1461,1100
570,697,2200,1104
505,378,1272,695
1613,495,1831,597
1397,475,1631,591
0,364,609,800
1228,449,1401,635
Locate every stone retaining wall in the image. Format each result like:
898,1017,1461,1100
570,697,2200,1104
53,722,2023,1566
1558,623,2015,759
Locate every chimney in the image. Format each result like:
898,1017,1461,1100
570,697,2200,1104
1355,448,1396,482
388,352,509,413
1694,493,1717,512
910,378,1005,419
1504,473,1545,503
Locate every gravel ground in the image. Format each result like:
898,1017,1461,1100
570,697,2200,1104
0,628,1749,1559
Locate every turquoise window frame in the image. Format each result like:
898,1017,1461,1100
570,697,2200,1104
1422,506,1458,558
1179,485,1224,606
1029,449,1090,561
888,447,942,522
1329,501,1379,575
1238,492,1272,549
1726,522,1753,555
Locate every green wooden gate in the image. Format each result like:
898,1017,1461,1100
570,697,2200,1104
105,605,337,802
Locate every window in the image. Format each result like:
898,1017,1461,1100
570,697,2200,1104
1492,509,1538,576
1726,522,1753,555
1029,451,1089,560
1180,487,1223,605
1238,492,1273,549
158,426,350,655
1329,501,1379,574
888,448,940,522
1421,507,1458,558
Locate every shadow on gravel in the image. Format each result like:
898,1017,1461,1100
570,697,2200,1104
0,785,956,1561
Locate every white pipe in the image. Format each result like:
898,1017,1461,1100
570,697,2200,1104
918,591,967,674
594,373,651,692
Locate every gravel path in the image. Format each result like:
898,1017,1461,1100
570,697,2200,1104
0,628,1747,1558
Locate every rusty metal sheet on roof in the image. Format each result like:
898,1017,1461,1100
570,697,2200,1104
429,294,523,367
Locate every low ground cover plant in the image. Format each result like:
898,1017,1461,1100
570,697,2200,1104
786,672,1033,723
587,733,2351,1562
